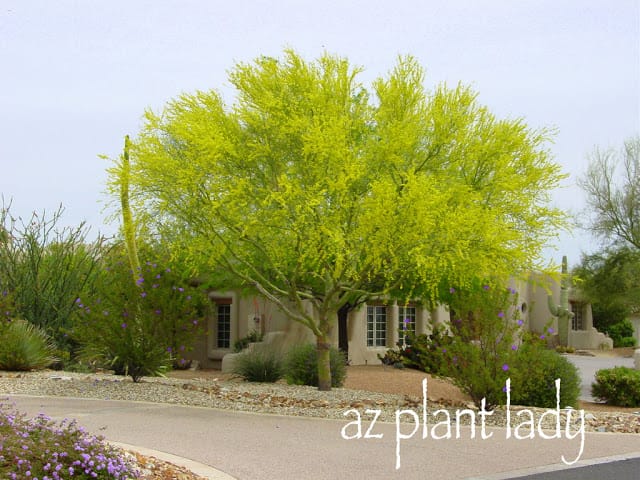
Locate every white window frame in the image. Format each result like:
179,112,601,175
367,305,387,347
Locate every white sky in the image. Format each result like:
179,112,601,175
1,0,638,267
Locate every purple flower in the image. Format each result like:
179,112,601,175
517,319,524,326
192,319,198,326
155,274,161,279
540,334,546,340
135,277,144,286
449,287,455,294
178,287,184,292
121,323,127,329
511,345,518,351
497,311,504,318
140,292,147,298
483,285,490,291
502,364,509,372
155,309,162,315
152,283,159,289
166,268,171,273
166,346,172,352
547,327,554,334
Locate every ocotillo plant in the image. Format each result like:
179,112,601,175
547,255,574,346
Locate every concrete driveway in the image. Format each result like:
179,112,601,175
565,354,635,402
5,395,640,480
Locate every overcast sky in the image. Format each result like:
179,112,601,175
1,0,638,267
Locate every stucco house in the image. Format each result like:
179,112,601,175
186,271,612,370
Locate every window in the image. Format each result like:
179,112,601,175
215,299,232,348
367,305,387,347
398,305,416,345
570,302,584,331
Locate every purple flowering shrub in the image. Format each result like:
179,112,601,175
0,403,139,479
386,282,580,409
73,251,205,382
437,282,524,408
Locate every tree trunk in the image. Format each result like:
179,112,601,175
338,304,350,358
317,335,332,391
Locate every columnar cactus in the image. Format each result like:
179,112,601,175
547,255,574,347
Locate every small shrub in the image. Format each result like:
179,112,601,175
509,343,581,408
400,326,452,375
555,345,576,354
233,330,264,353
605,319,636,347
618,337,637,348
0,403,139,479
0,319,57,371
592,366,640,407
377,348,403,366
285,343,347,388
232,347,284,382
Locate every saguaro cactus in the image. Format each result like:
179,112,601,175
547,255,574,347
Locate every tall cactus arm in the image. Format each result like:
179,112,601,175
547,294,559,316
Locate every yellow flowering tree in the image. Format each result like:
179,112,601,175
116,50,566,390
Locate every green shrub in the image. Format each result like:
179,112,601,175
232,347,284,382
399,325,452,375
592,367,640,407
0,319,57,371
618,337,637,348
0,203,105,353
555,345,576,354
605,319,636,347
377,348,404,366
285,343,347,388
509,343,581,408
233,329,264,353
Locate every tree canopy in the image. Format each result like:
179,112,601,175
579,136,640,249
115,50,567,389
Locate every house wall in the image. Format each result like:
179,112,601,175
629,315,640,345
185,273,612,369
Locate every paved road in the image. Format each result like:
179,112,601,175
5,395,640,480
566,354,635,402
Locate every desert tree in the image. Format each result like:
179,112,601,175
114,50,567,390
579,136,640,249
